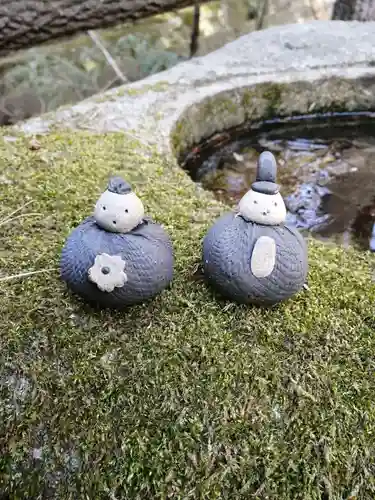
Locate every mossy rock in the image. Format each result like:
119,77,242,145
1,130,375,498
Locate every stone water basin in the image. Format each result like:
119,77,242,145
181,112,375,251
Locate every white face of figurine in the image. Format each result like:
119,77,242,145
94,190,145,233
238,188,286,225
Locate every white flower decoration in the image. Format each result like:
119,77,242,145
88,253,127,292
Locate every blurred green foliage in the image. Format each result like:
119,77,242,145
0,0,320,125
0,32,185,124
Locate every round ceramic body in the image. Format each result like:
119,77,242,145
60,216,174,308
202,212,308,305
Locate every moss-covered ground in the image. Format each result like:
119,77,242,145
0,131,375,499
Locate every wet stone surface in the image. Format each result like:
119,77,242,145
182,114,375,251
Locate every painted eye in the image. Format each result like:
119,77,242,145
112,220,117,225
274,202,277,206
124,209,129,213
102,206,106,210
253,200,258,204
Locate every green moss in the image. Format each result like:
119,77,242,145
240,78,375,119
171,86,286,160
1,129,375,498
240,87,255,110
170,117,195,158
92,81,170,103
240,83,285,119
123,81,170,96
171,95,239,157
205,96,238,116
261,82,283,115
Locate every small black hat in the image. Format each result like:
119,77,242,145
107,176,132,195
251,151,280,195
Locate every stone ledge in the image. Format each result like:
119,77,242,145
15,21,375,159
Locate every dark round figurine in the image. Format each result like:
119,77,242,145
202,151,308,306
60,176,174,308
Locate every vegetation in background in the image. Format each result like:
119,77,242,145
0,0,330,125
0,32,185,125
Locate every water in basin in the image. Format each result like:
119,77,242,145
181,112,375,251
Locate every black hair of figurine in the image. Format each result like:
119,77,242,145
252,151,279,195
107,176,132,195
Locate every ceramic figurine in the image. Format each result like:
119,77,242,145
60,176,174,308
202,151,308,305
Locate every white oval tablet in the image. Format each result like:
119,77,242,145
250,236,276,278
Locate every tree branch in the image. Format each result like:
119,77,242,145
0,0,211,58
87,30,128,83
189,1,201,57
